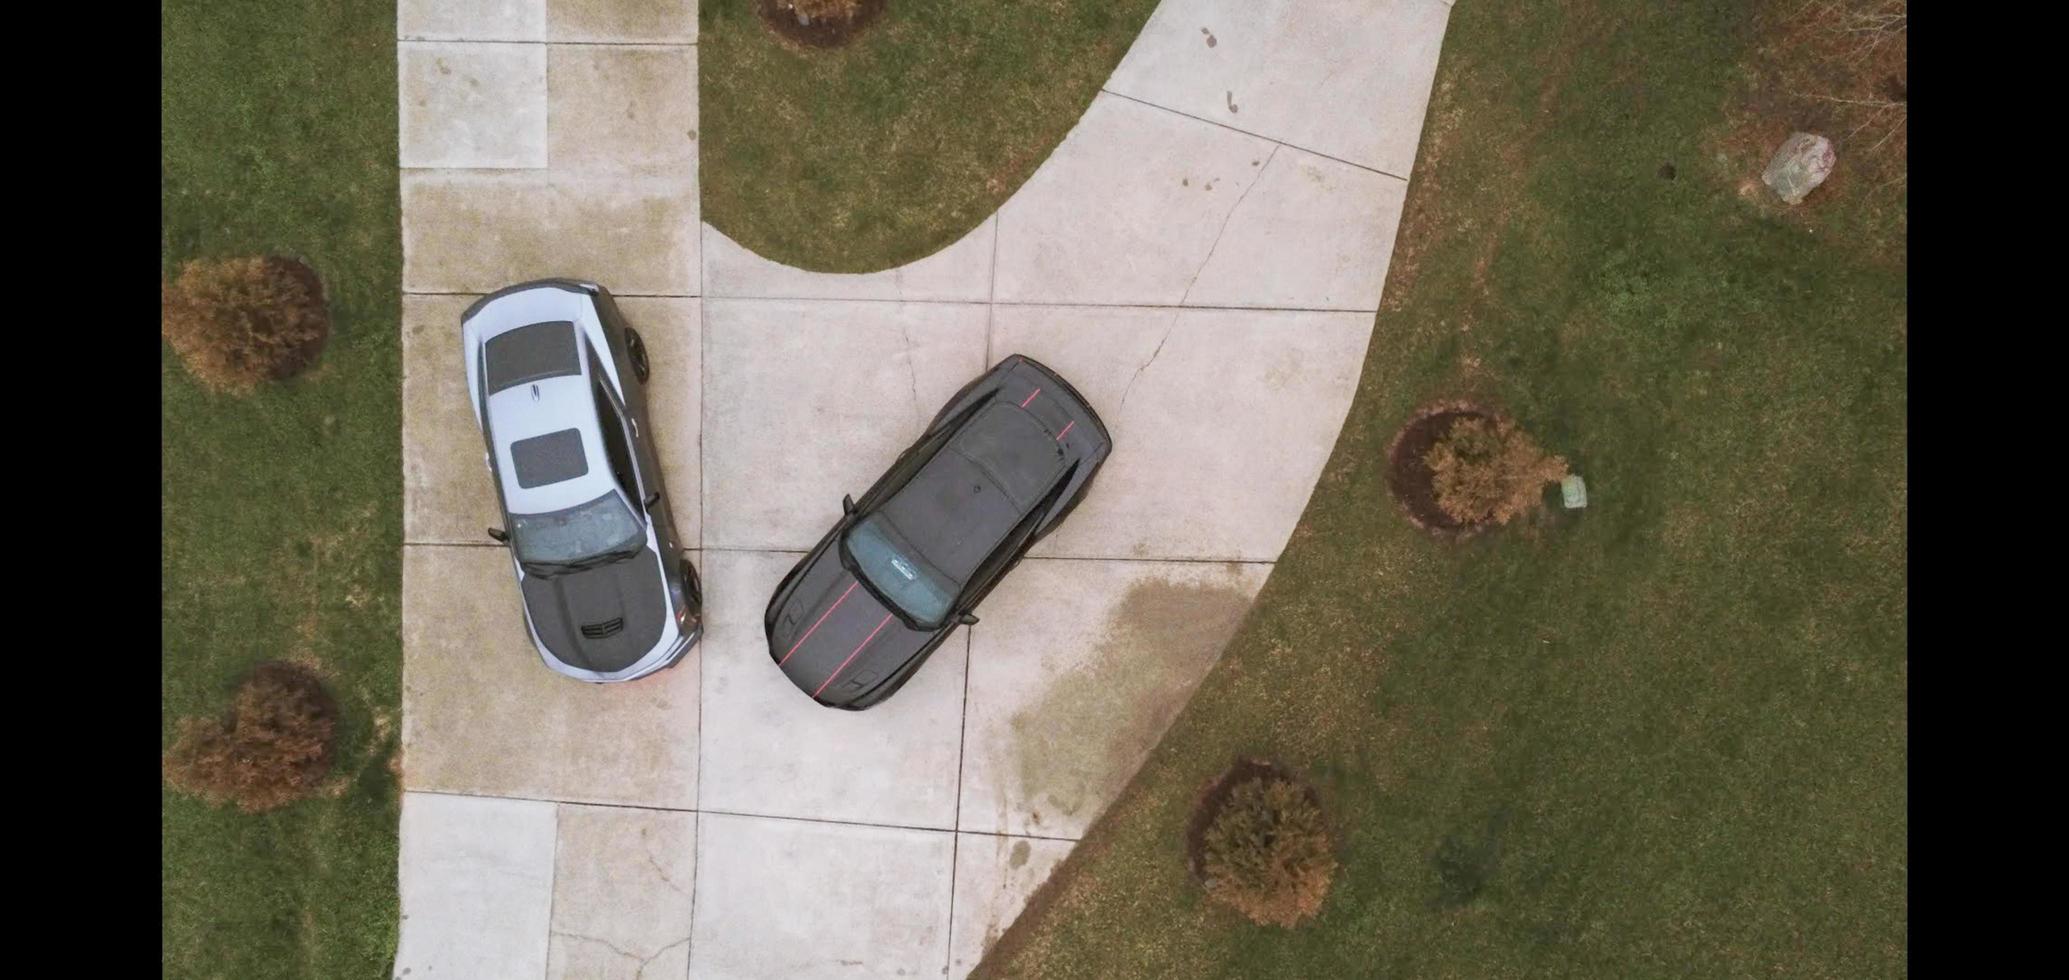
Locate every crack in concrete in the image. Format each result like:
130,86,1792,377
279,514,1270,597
638,937,692,978
643,848,690,898
897,319,924,423
552,930,643,963
1179,143,1280,306
1118,313,1180,418
552,932,691,978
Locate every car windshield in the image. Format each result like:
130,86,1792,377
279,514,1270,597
510,491,642,568
844,513,956,627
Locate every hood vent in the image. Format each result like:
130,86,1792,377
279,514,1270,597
579,617,624,639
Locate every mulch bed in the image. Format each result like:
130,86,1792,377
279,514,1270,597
1385,400,1500,536
1184,758,1317,880
757,0,888,49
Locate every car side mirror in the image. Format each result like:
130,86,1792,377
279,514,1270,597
959,612,980,626
486,527,509,544
645,490,661,509
842,494,857,515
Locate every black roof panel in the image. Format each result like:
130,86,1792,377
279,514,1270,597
511,428,590,488
878,404,1067,583
484,320,580,394
949,403,1068,510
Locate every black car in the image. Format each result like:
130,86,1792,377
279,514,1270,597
462,279,703,682
764,355,1114,709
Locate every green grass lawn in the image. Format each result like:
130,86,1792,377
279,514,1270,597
700,0,1160,271
978,1,1906,976
161,0,1902,975
161,1,400,976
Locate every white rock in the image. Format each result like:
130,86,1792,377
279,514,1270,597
1762,132,1836,205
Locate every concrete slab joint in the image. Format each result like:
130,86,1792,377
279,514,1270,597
394,0,1453,975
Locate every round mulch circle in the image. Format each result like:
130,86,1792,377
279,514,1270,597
1386,400,1502,536
1184,758,1319,880
756,0,888,49
265,256,331,381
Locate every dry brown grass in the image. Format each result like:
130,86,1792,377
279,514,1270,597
163,661,339,813
161,256,330,394
776,0,862,19
1725,0,1907,200
1424,416,1569,527
1199,774,1337,928
1791,0,1906,159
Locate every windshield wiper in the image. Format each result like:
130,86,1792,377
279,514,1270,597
523,547,640,578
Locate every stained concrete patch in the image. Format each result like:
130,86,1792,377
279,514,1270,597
1108,0,1454,177
701,298,988,550
991,305,1372,561
403,294,498,545
549,0,698,42
548,45,698,177
1183,147,1408,311
399,0,544,41
696,551,966,828
948,834,1073,978
959,559,1269,838
618,297,702,546
690,813,954,980
402,172,697,295
548,804,697,980
702,219,994,303
401,546,700,808
395,791,556,980
399,42,547,169
993,94,1274,306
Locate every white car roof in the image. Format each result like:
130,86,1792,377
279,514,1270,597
461,284,625,516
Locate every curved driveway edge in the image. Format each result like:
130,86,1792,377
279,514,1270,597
394,1,1451,977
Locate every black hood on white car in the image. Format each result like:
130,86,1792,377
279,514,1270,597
520,546,670,674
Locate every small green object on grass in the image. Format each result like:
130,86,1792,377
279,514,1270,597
1561,474,1588,509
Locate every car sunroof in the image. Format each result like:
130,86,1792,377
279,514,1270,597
484,320,580,394
510,428,589,488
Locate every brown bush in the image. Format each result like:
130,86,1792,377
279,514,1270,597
1423,416,1569,527
1199,774,1337,928
163,661,339,813
161,256,330,393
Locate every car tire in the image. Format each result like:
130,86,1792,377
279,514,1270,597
679,556,703,610
627,327,651,383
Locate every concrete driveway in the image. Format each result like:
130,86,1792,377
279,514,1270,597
393,1,1452,977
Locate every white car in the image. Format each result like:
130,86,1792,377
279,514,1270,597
461,279,702,682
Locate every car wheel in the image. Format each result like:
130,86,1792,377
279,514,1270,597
626,327,651,383
679,557,703,609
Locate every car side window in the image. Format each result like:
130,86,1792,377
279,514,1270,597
960,504,1046,608
860,423,958,512
591,364,640,499
593,294,633,368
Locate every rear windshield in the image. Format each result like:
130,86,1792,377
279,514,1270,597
484,320,579,393
846,514,957,627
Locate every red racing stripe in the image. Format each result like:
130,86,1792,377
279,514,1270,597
778,578,857,667
814,613,895,699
